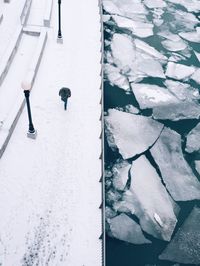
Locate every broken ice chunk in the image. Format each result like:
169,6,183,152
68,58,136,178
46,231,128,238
112,160,131,191
124,155,178,241
105,109,163,159
150,127,200,201
104,64,130,91
159,207,200,264
164,80,200,101
135,39,167,60
161,39,187,52
179,31,200,43
137,58,165,78
103,1,122,15
194,51,200,63
108,213,151,244
112,15,154,38
166,62,196,80
195,161,200,175
185,123,200,153
131,83,179,109
144,0,167,8
153,102,200,121
191,69,200,84
111,33,136,74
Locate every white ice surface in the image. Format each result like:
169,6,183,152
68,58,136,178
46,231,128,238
166,62,196,80
105,109,163,159
126,155,177,241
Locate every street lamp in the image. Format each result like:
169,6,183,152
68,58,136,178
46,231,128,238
21,81,37,139
57,0,62,40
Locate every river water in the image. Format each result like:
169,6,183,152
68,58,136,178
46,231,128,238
103,0,200,265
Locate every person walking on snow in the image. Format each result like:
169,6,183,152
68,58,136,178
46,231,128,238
59,87,71,110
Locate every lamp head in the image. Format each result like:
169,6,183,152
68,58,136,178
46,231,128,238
21,80,31,91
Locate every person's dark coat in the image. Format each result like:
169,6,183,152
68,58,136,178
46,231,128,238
59,87,71,102
59,87,71,110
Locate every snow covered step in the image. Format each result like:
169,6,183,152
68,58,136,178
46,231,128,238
43,0,53,27
0,13,3,25
23,25,41,36
150,127,200,201
23,30,47,88
0,25,22,86
20,0,32,25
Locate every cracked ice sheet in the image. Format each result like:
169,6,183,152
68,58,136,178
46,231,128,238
150,127,200,201
131,83,179,109
104,63,130,91
105,109,163,159
111,33,136,74
123,155,178,241
165,62,196,80
108,213,151,244
161,39,187,52
104,0,148,18
166,0,200,12
112,15,154,38
144,0,167,8
159,207,200,264
185,122,200,153
164,80,200,101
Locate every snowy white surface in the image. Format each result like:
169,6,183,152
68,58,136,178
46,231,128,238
0,0,102,265
166,62,196,80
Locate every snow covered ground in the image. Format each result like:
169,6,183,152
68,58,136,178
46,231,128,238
0,0,102,265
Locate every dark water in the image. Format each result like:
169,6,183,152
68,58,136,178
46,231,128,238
103,1,200,265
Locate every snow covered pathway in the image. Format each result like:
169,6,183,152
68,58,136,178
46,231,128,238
0,0,102,265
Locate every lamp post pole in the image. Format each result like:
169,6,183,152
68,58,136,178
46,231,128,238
58,0,62,39
22,81,37,139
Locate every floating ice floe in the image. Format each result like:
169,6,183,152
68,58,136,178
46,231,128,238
165,62,196,80
124,104,139,114
135,39,167,61
168,53,186,63
164,80,200,101
108,213,151,244
103,0,148,17
131,83,179,109
144,0,167,8
136,58,166,78
111,33,136,74
159,207,200,264
150,127,200,201
179,31,200,43
185,123,200,153
103,1,122,15
166,0,200,12
105,109,163,159
112,160,131,191
194,51,200,63
195,161,200,175
161,39,187,52
158,31,182,42
153,101,200,120
104,64,130,91
112,15,154,38
122,155,178,241
191,69,200,84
